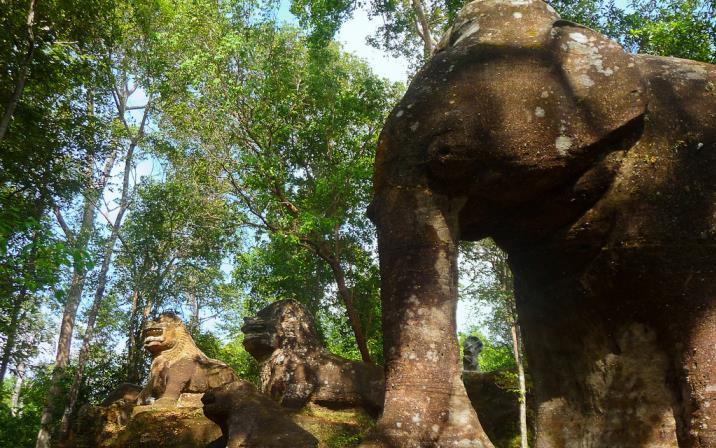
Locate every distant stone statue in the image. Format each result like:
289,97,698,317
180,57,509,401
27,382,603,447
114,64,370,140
242,300,384,413
463,336,483,372
137,312,237,406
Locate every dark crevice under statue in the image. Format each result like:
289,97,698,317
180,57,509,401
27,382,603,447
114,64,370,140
363,0,715,446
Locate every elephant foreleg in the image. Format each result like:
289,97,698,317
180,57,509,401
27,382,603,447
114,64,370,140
676,299,716,448
365,188,493,448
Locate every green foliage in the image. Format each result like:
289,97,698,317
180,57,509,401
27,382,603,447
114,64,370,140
0,387,40,448
480,340,517,374
147,5,400,362
326,431,363,447
551,0,715,63
191,330,260,385
624,0,715,63
115,175,238,314
0,0,121,200
460,239,515,345
8,358,125,443
191,331,224,360
0,198,69,375
0,366,58,447
292,0,714,72
291,0,356,46
0,400,40,448
216,337,261,385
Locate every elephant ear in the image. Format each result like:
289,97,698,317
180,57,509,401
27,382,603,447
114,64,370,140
547,20,647,153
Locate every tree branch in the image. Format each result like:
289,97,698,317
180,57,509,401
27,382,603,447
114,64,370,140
411,0,435,59
0,0,37,144
53,206,74,243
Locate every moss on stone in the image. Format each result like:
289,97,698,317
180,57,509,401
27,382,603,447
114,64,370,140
293,404,376,447
94,406,223,448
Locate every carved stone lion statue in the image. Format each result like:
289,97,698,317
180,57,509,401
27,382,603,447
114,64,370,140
138,312,237,406
242,300,384,413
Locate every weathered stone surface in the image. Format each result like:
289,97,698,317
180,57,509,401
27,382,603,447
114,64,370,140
138,312,238,406
242,299,384,413
243,300,524,446
73,382,143,440
100,382,143,407
463,372,524,448
367,0,715,446
463,336,483,372
293,404,376,448
71,404,223,448
202,380,319,447
111,406,223,448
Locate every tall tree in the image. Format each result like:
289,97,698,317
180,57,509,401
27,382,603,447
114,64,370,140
1,0,119,391
114,173,237,382
144,0,400,363
293,0,466,67
0,0,37,143
36,130,119,448
0,218,58,385
290,0,714,71
33,6,150,446
57,92,151,440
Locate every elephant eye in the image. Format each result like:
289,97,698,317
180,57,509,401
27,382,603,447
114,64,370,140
427,128,457,159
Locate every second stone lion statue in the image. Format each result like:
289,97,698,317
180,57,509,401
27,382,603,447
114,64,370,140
242,300,384,414
138,312,237,406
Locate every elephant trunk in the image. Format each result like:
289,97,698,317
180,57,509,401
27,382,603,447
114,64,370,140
366,187,493,448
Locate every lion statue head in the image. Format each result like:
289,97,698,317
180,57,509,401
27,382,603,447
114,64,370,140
142,312,194,357
241,300,321,362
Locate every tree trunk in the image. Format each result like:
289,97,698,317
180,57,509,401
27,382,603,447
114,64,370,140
127,287,139,383
327,258,372,363
499,252,529,448
35,272,87,448
0,0,36,144
57,140,136,439
126,289,140,383
511,321,529,448
0,293,24,384
189,288,199,334
367,188,493,447
0,228,39,384
127,297,154,383
411,0,435,59
10,362,26,416
35,149,118,448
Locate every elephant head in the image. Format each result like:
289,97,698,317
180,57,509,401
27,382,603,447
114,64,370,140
367,0,716,447
372,0,648,242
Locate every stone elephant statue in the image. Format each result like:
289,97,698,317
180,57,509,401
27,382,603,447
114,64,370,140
365,0,715,447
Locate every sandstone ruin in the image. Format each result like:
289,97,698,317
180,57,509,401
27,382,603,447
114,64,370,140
365,0,716,445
